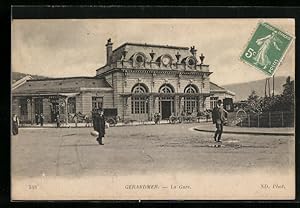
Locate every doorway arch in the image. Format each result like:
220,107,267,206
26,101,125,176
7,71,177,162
158,84,175,119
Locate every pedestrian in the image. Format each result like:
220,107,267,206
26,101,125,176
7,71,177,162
206,110,210,122
56,113,60,128
93,109,105,145
12,114,20,135
40,113,44,127
212,100,226,142
154,112,160,124
35,113,39,125
73,113,78,127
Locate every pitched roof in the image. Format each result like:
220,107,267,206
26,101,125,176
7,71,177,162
210,82,226,91
12,77,112,95
12,75,33,90
210,82,235,96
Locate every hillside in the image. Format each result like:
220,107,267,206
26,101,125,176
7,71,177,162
222,76,289,101
12,72,49,83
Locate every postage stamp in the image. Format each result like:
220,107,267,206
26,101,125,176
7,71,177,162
240,22,294,76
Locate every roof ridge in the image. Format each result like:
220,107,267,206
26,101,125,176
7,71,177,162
209,81,226,90
113,42,190,52
27,76,98,81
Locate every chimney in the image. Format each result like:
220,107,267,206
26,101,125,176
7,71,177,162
106,38,113,65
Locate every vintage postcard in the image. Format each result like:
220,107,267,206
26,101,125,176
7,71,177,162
11,18,295,200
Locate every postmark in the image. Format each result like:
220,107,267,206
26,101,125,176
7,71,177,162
240,22,294,76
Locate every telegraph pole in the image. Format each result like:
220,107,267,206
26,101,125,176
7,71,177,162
272,74,275,97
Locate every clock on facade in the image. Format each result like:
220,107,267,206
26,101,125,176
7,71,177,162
136,55,144,63
186,57,196,68
161,55,171,66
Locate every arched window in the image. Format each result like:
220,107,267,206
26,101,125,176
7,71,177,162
132,85,147,93
184,85,198,114
159,84,174,93
131,84,149,114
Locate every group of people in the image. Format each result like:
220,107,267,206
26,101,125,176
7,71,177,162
35,113,45,126
12,100,225,144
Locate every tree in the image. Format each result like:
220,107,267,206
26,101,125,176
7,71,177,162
281,76,294,111
244,90,264,114
262,76,294,112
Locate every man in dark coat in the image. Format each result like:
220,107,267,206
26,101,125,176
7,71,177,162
212,100,226,142
56,113,60,128
35,113,39,125
93,109,105,145
40,113,44,127
12,114,20,135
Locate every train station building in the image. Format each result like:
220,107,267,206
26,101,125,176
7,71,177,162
12,39,235,124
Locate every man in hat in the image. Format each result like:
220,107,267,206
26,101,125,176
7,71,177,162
12,114,20,135
93,108,105,145
212,99,226,142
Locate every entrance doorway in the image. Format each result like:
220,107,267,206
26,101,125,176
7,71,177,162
50,102,59,122
161,101,171,119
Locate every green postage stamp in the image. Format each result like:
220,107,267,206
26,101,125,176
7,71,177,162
241,22,294,76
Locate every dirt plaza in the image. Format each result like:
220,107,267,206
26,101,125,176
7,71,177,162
12,123,294,178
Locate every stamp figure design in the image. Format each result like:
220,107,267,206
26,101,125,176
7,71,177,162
241,22,293,76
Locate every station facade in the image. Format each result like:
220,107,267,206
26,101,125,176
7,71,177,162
12,39,235,123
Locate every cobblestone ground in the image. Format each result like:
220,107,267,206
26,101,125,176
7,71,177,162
12,123,294,178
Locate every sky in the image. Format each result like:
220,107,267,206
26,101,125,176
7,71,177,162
12,19,295,85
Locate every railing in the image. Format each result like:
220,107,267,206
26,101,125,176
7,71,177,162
235,111,294,128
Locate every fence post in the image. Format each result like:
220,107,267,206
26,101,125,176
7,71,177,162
269,112,271,127
257,114,259,127
248,114,250,127
281,112,284,127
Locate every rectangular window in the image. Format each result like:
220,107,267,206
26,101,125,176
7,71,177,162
92,97,103,110
68,97,76,114
140,100,145,113
210,97,218,109
34,98,43,114
131,100,134,114
134,100,140,114
131,98,149,114
20,98,28,116
184,98,197,113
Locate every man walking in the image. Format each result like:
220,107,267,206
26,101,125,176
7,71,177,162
93,109,105,145
40,113,44,127
212,100,226,142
